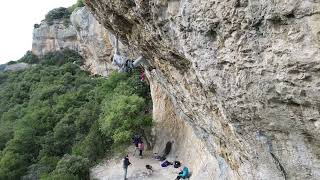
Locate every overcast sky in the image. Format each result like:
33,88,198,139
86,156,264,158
0,0,76,64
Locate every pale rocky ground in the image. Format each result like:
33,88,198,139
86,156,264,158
91,149,180,180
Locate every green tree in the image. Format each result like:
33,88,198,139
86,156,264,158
19,51,40,64
45,7,71,25
68,0,85,14
72,121,111,164
99,70,153,151
51,154,89,179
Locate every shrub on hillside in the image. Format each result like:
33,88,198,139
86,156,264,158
45,7,71,25
99,70,153,151
0,62,100,179
50,154,89,178
76,0,85,7
68,0,85,14
44,1,85,27
34,24,40,29
41,49,84,66
7,61,18,65
0,53,152,179
19,51,39,64
41,173,78,180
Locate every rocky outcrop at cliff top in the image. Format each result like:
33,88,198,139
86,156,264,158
32,7,116,76
85,0,320,179
0,63,31,72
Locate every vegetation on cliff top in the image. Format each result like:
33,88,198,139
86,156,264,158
0,50,152,179
43,0,85,26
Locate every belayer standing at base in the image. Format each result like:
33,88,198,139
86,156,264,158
123,155,131,180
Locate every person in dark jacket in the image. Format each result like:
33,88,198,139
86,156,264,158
132,135,142,156
132,135,141,147
123,155,131,180
163,141,173,157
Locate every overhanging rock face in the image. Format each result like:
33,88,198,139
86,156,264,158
85,0,320,179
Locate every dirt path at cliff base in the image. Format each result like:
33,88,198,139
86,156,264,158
90,151,181,180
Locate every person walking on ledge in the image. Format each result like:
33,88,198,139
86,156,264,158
123,155,131,180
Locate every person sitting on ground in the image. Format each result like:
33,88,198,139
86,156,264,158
123,155,131,180
175,166,190,180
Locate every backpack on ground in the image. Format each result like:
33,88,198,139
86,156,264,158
161,160,173,167
174,161,181,168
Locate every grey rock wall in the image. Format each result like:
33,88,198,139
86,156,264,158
149,75,239,179
2,63,31,72
85,0,320,179
32,20,80,56
0,64,6,71
32,7,116,76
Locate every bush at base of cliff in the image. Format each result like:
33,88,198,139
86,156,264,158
41,49,84,66
41,173,79,180
44,154,89,179
99,70,153,152
6,61,18,65
19,51,40,64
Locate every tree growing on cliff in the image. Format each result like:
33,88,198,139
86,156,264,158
45,7,71,25
68,0,85,13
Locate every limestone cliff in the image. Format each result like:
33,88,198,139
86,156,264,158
85,0,320,179
32,7,116,76
0,63,31,72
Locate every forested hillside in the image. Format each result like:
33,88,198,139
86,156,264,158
0,50,152,179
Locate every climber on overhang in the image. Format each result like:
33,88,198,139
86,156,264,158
112,34,148,72
133,56,146,67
